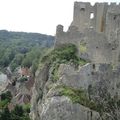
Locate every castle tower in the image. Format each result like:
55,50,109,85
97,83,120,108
71,2,92,32
55,2,120,66
71,2,108,33
105,3,120,41
71,2,120,38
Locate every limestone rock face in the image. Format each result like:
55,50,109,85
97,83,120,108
30,2,120,119
30,62,120,120
40,96,101,120
30,64,50,120
58,63,92,89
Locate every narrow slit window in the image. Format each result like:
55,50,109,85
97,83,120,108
114,15,117,20
90,13,94,19
93,64,95,69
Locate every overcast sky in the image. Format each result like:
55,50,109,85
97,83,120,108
0,0,119,35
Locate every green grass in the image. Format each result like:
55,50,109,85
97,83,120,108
57,85,101,112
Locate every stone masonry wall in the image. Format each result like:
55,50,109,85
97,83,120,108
55,2,120,66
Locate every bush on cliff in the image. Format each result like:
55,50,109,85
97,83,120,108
0,91,12,109
41,44,88,81
0,105,31,120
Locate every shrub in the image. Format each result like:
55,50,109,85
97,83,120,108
51,63,60,81
0,99,9,109
0,105,31,120
23,103,31,113
41,44,78,64
19,76,28,82
0,91,12,109
1,91,12,101
41,44,88,82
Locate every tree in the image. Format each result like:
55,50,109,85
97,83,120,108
1,91,12,102
13,105,24,116
0,107,11,120
31,59,39,76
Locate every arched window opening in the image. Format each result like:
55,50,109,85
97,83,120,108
80,8,85,11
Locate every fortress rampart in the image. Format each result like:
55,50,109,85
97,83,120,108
55,2,120,66
72,2,120,37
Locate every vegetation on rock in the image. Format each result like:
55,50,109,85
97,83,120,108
18,76,28,82
0,91,31,120
58,85,99,111
0,91,12,109
41,44,88,81
0,105,30,120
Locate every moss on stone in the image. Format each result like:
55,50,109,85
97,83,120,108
57,85,103,113
79,58,88,66
59,86,88,104
79,43,87,53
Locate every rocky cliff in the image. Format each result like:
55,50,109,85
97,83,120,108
30,44,120,120
30,2,120,119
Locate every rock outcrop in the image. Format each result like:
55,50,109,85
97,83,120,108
30,2,120,120
39,96,101,120
30,61,120,120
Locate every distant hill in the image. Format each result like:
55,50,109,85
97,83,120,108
0,30,54,47
0,30,55,71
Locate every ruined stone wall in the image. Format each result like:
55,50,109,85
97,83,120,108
71,2,107,33
71,2,92,32
55,25,120,65
105,4,120,41
71,2,120,36
55,25,90,60
58,63,120,98
55,2,120,66
55,25,84,47
85,29,112,64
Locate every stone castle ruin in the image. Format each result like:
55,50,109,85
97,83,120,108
55,2,120,66
30,2,120,120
